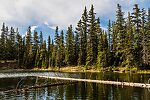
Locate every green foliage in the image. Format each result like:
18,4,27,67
59,31,65,67
86,5,98,66
125,12,134,67
115,4,126,66
65,25,74,66
47,35,51,68
97,32,109,68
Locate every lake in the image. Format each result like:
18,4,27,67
0,71,150,100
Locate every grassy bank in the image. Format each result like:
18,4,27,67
1,61,150,74
33,66,100,73
32,66,150,74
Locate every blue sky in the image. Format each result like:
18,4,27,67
0,0,149,33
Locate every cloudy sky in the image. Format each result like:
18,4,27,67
0,0,149,30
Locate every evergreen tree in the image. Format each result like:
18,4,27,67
42,40,47,68
79,7,88,66
0,23,6,60
16,29,24,67
4,26,10,60
54,26,59,45
86,5,98,66
97,31,109,67
141,8,148,66
54,26,60,67
22,36,26,68
51,40,56,67
59,31,65,67
33,31,39,67
132,4,143,67
125,12,135,67
47,35,52,68
8,27,16,59
107,20,114,66
37,31,44,68
132,4,142,34
25,26,33,68
115,4,126,66
65,25,74,66
39,31,43,49
76,7,88,66
108,20,112,51
76,20,84,66
74,30,79,65
112,22,117,53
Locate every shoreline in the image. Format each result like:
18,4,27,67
1,66,150,74
28,66,150,74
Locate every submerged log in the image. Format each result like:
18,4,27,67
39,76,150,88
1,81,77,93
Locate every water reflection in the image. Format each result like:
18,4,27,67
0,72,150,100
16,83,150,100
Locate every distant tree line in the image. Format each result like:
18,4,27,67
0,4,150,69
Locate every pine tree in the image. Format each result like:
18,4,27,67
132,4,143,67
22,36,26,68
77,7,88,66
76,20,83,65
132,4,142,34
79,7,88,66
115,4,126,66
0,24,11,61
141,8,148,66
37,31,44,68
108,20,112,51
107,20,114,66
86,5,98,66
25,26,33,68
8,27,16,59
42,40,47,68
113,4,126,66
0,23,6,60
125,12,135,67
47,35,52,68
112,22,117,53
65,25,74,66
51,40,56,67
74,29,79,65
97,31,109,68
4,26,10,60
59,31,65,67
54,26,60,67
39,31,43,49
16,29,24,66
33,31,39,67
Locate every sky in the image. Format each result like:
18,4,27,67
0,0,149,32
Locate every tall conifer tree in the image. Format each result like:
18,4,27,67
65,25,74,66
86,5,98,66
115,4,126,66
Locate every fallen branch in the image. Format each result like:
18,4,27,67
39,76,150,88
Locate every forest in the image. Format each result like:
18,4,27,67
0,4,150,69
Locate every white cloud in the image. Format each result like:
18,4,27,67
31,25,38,32
44,21,56,30
0,0,149,29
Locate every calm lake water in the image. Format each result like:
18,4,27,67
0,72,150,100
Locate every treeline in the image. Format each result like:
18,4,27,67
0,4,150,69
